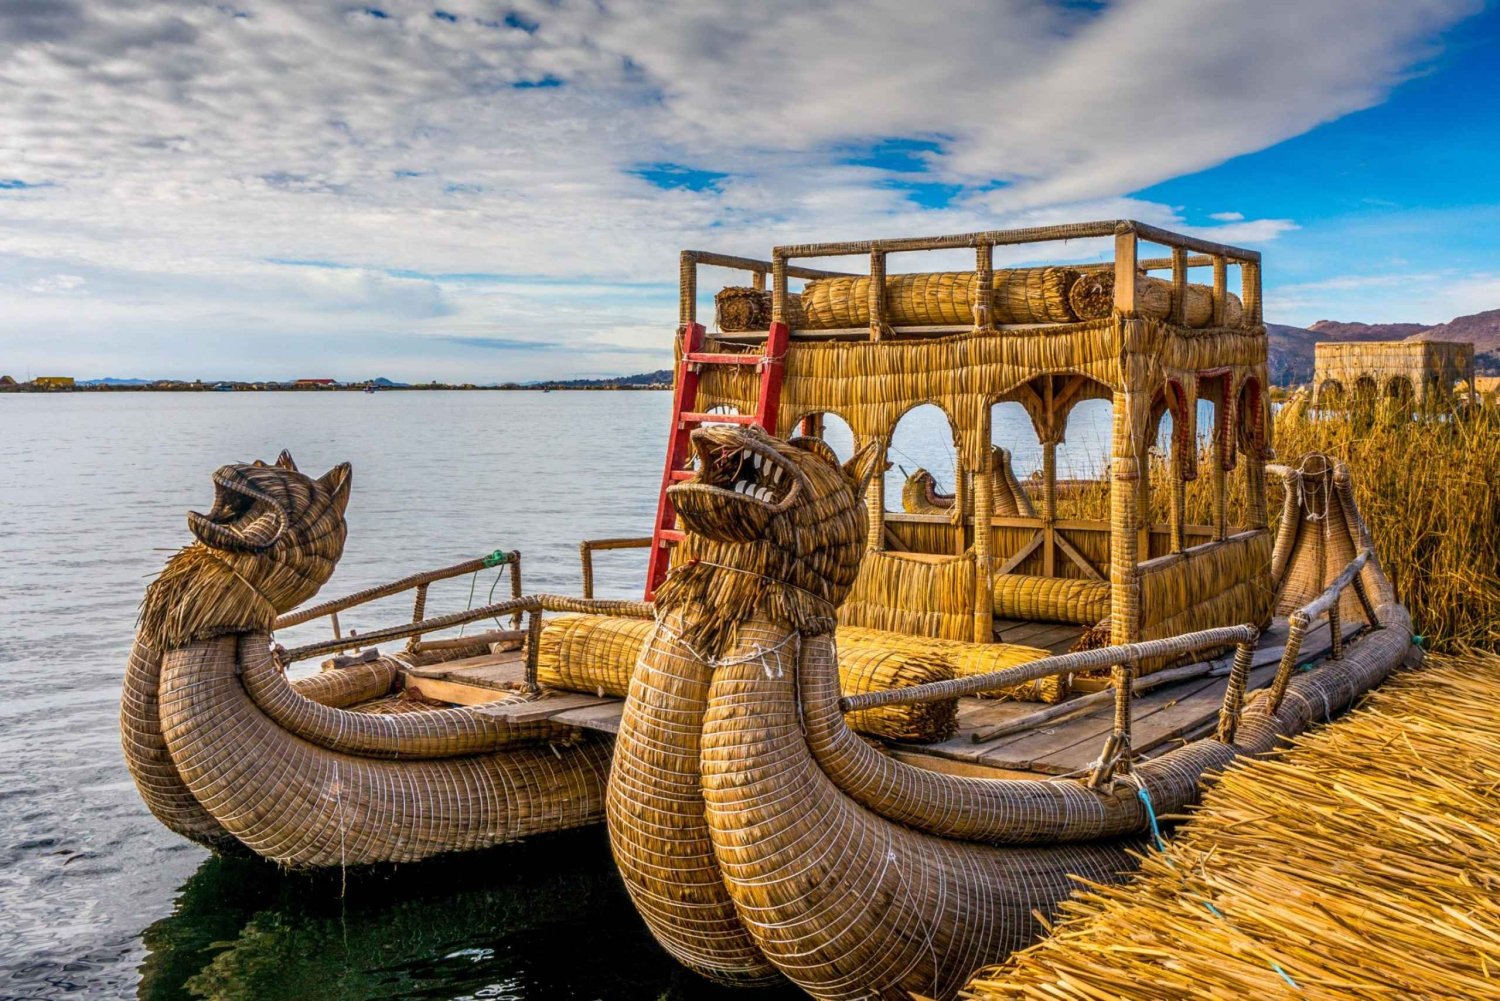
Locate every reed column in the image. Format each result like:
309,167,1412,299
973,243,993,330
971,444,994,642
1108,389,1144,647
866,437,886,552
1168,384,1187,555
678,251,697,330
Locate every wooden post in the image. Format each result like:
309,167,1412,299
868,249,887,340
751,270,765,292
972,445,994,643
1113,230,1138,316
771,252,788,327
1211,256,1227,327
973,243,993,330
1170,246,1187,326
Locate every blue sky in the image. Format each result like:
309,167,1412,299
1,0,1496,382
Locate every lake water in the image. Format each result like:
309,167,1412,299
0,390,1118,1000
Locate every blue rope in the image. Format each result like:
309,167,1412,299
1136,785,1168,853
1138,783,1300,991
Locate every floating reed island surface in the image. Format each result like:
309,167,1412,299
959,651,1500,1001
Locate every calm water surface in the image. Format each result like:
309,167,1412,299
0,391,1118,1000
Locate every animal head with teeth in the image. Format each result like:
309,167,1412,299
656,425,880,650
139,451,352,649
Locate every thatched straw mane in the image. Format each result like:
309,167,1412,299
138,453,351,651
122,451,350,851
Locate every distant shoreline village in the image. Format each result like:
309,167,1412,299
0,371,674,393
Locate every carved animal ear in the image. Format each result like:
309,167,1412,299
842,439,884,498
788,436,841,468
276,450,298,471
318,462,352,513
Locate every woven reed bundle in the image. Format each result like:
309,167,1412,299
795,267,1081,330
1068,271,1245,328
539,614,961,740
960,652,1500,1001
992,574,1110,626
535,613,655,695
714,286,804,332
839,550,977,641
835,631,956,741
838,625,1060,704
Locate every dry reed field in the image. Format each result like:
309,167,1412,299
960,651,1500,1001
1052,402,1499,652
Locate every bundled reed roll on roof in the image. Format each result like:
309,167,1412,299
714,287,805,332
1068,271,1245,327
720,267,1083,331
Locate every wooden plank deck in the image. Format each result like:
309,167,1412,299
901,616,1363,776
992,618,1085,656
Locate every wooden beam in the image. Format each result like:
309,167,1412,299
996,532,1045,575
1055,531,1106,581
1113,231,1138,315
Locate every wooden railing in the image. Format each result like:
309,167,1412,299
682,219,1263,337
277,594,653,692
578,536,653,598
273,551,523,652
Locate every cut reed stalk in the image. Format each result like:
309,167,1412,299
960,652,1500,1001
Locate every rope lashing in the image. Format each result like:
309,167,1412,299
1130,776,1301,990
482,549,512,568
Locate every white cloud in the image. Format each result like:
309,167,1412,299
0,0,1479,378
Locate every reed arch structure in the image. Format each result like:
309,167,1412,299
684,219,1273,651
1312,339,1476,411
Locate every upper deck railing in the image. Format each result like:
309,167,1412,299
680,219,1263,339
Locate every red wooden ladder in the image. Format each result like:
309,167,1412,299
645,320,789,599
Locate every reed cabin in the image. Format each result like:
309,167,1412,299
663,221,1270,652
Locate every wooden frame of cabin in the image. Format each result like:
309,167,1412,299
681,220,1270,656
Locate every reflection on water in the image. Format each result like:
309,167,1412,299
138,829,800,1001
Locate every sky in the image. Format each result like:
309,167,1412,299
1,0,1497,382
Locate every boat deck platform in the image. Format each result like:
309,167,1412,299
393,616,1360,774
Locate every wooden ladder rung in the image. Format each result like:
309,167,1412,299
685,352,761,366
680,412,756,426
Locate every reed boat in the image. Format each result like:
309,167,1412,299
602,220,1417,999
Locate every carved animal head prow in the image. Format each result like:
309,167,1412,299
656,425,879,651
139,451,352,650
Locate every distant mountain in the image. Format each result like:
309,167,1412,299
78,377,154,386
1408,307,1500,355
1266,308,1500,384
1307,319,1428,341
367,376,409,387
532,369,673,389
